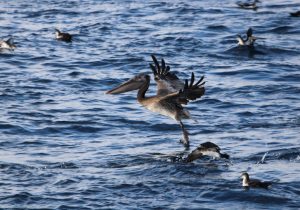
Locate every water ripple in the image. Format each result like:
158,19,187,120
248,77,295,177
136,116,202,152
0,0,299,209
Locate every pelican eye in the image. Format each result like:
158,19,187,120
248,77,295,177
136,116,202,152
135,75,145,81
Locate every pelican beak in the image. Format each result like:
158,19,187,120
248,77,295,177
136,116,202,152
106,77,143,94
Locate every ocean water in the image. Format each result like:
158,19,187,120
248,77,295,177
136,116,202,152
0,0,300,209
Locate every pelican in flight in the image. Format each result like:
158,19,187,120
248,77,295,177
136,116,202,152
106,55,205,147
237,28,256,46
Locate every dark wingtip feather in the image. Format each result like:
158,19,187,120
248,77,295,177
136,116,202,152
195,76,205,86
190,72,195,87
165,66,170,75
161,58,166,71
184,79,188,89
149,64,157,75
151,55,161,74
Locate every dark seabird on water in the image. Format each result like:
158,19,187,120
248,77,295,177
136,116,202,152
241,172,272,189
184,142,230,162
0,37,16,50
237,28,257,46
236,0,259,10
55,29,72,42
290,11,300,17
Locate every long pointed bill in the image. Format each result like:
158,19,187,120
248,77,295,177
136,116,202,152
106,78,142,94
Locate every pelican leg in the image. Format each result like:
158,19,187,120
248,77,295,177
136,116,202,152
179,121,189,148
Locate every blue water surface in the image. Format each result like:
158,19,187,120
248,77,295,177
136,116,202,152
0,0,300,209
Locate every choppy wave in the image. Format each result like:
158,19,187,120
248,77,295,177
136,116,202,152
1,0,300,209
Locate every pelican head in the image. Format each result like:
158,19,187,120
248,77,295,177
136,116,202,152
106,73,149,94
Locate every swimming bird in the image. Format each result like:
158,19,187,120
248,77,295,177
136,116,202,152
106,55,205,147
241,172,272,189
55,29,72,42
0,37,16,50
237,28,256,46
184,142,229,162
236,0,259,10
290,11,300,17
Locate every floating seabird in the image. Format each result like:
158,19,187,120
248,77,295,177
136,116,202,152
236,0,259,10
0,37,16,50
237,28,256,46
290,11,300,17
184,142,229,162
55,29,72,42
241,172,272,189
106,55,205,147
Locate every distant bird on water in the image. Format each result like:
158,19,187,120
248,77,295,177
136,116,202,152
290,11,300,17
237,28,256,46
55,29,72,42
106,55,205,147
184,142,229,162
236,0,259,10
241,172,272,189
0,37,16,50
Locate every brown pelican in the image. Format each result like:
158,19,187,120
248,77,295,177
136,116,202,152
241,172,272,189
55,29,72,42
237,28,256,46
106,55,205,147
0,37,16,50
184,142,229,162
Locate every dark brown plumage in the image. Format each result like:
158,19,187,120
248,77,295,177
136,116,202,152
55,29,72,42
290,11,300,17
236,1,258,10
184,142,229,163
241,172,272,189
106,55,205,147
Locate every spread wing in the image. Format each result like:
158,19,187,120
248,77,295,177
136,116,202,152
158,72,205,105
149,55,184,96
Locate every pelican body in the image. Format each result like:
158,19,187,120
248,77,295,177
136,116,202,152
184,142,229,162
241,172,272,189
55,29,72,42
237,28,256,46
0,37,16,50
106,55,205,147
